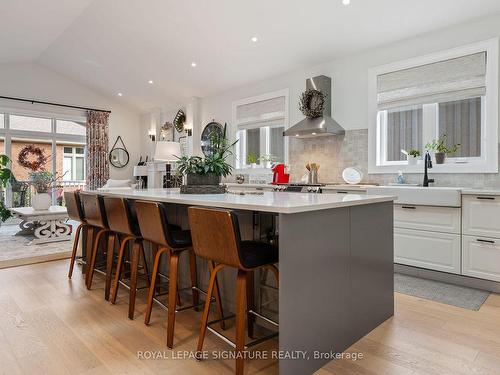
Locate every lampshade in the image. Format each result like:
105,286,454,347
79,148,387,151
154,141,181,161
133,165,148,177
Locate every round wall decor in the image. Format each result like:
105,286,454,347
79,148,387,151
17,145,48,171
299,89,325,118
201,121,223,156
109,136,129,168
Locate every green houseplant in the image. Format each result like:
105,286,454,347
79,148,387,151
406,149,421,165
0,154,12,222
247,153,258,168
176,123,237,193
425,135,460,164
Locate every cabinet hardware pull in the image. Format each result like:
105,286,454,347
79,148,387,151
476,196,495,200
401,206,416,209
476,239,495,244
337,191,348,194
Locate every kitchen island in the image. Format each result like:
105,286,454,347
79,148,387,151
94,188,395,375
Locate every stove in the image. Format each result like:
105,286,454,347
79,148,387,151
272,183,324,193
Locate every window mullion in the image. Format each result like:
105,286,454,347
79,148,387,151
422,104,438,150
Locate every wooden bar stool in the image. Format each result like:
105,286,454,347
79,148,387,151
65,191,88,279
134,200,224,349
80,193,112,291
188,206,279,375
104,196,150,318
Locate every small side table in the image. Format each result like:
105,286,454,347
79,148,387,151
9,206,71,245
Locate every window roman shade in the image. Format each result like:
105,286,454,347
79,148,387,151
377,52,487,109
236,96,285,130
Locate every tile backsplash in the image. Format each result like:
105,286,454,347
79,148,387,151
288,129,500,188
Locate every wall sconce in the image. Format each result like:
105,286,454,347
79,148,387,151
184,122,193,137
148,129,156,142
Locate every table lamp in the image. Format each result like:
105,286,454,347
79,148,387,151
153,141,182,188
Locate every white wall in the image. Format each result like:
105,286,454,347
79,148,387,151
0,62,141,180
199,12,500,145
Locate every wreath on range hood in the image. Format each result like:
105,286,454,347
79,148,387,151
299,89,326,118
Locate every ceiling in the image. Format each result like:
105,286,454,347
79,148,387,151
3,0,500,112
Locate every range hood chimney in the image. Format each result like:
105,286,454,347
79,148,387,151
284,75,345,138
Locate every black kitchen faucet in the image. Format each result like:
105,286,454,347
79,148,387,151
423,151,435,187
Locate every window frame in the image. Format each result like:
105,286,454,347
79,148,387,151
232,88,289,170
368,39,499,174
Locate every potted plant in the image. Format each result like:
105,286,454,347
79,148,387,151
247,153,258,168
176,123,237,193
406,149,421,165
425,135,460,164
0,154,12,224
29,171,65,210
260,154,276,169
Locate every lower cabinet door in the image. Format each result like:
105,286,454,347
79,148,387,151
395,227,461,274
462,235,500,282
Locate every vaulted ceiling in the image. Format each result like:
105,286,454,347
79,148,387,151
3,0,500,112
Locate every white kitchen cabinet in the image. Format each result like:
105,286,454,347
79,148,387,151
462,235,500,282
395,227,461,274
394,204,461,234
463,195,500,238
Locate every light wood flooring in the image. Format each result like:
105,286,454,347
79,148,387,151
0,260,500,375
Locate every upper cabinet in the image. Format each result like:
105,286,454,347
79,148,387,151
368,39,499,174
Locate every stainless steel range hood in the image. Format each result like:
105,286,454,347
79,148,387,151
284,75,345,138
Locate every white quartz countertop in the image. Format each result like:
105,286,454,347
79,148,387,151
461,188,500,195
94,188,395,214
224,182,375,191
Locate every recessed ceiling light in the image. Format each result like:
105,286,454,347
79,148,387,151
251,36,258,43
191,62,197,67
148,80,154,84
342,0,350,5
295,134,300,137
117,92,123,97
312,132,317,135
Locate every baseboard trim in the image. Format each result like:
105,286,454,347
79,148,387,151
395,264,500,293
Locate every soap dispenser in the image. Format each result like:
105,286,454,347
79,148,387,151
396,170,406,184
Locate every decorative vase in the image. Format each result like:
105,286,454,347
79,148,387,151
32,192,51,210
435,152,446,164
407,155,418,165
181,173,225,194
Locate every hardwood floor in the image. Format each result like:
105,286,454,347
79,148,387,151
0,260,499,375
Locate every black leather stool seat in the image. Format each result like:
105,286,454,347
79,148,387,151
239,241,279,269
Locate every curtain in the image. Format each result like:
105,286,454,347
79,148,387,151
86,110,109,190
378,52,486,110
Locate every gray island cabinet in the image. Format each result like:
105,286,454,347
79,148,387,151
94,188,395,375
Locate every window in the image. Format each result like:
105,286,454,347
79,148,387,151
233,89,289,168
0,109,87,207
10,115,52,132
369,39,498,173
62,145,86,181
57,119,86,136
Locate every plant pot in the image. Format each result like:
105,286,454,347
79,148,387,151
407,155,418,165
32,192,51,210
434,152,446,164
251,163,257,169
263,161,272,169
186,173,221,186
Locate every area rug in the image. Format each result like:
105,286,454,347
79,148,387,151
394,273,490,311
0,222,72,269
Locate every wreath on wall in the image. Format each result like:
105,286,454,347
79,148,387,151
17,145,48,171
299,89,326,118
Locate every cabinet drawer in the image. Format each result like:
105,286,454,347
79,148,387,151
462,235,500,282
394,204,461,234
395,228,461,274
463,195,500,238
